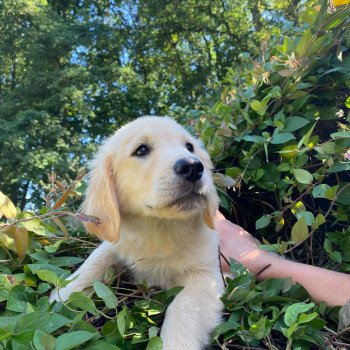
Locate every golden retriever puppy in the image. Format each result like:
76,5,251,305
50,116,224,349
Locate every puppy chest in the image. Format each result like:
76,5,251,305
115,246,196,289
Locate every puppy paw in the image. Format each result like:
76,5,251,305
49,288,59,303
49,286,76,303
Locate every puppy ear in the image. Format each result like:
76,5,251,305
203,190,219,230
80,155,121,242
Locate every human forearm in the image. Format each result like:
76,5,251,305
216,212,350,307
238,249,350,307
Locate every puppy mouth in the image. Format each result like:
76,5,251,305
147,189,207,211
166,191,206,208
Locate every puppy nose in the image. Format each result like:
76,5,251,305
174,157,204,183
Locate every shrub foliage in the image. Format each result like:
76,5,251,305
190,1,350,266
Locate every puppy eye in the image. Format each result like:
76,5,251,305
133,144,150,157
186,142,194,153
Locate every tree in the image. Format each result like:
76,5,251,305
0,0,311,207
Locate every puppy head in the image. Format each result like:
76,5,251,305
81,116,218,242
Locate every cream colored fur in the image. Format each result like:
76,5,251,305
50,116,224,349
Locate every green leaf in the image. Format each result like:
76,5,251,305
312,184,330,198
242,135,265,143
298,122,316,148
293,169,313,185
330,251,342,263
312,214,326,230
325,185,338,200
10,330,36,349
55,331,97,350
298,312,318,324
0,314,23,333
296,28,312,57
212,321,239,338
33,331,55,350
225,167,241,178
6,285,33,312
0,274,13,302
93,281,118,309
117,307,127,336
324,238,332,253
336,183,350,205
243,86,255,99
295,211,314,226
277,163,290,171
255,215,271,230
346,96,350,108
283,116,310,132
292,95,311,113
250,100,267,115
271,132,295,144
291,218,308,244
329,163,350,173
35,270,60,286
330,131,350,139
146,336,163,350
319,106,339,120
269,86,281,98
284,302,315,326
282,36,295,54
68,292,98,315
286,91,307,100
17,212,49,235
162,286,183,302
84,341,120,350
16,312,72,334
44,240,64,253
48,256,84,267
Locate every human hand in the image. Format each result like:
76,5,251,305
215,211,268,274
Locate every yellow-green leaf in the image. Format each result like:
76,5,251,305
312,214,326,230
0,191,17,219
15,227,28,263
333,0,350,6
291,218,308,244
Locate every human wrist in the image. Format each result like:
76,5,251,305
240,248,282,279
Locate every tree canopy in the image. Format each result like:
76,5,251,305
0,0,311,207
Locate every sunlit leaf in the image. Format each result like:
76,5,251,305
0,191,17,219
333,0,350,7
14,227,28,263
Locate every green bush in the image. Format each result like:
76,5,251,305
189,1,350,263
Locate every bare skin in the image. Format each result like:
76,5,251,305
216,211,350,307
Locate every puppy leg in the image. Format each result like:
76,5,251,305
49,241,116,303
160,270,224,350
